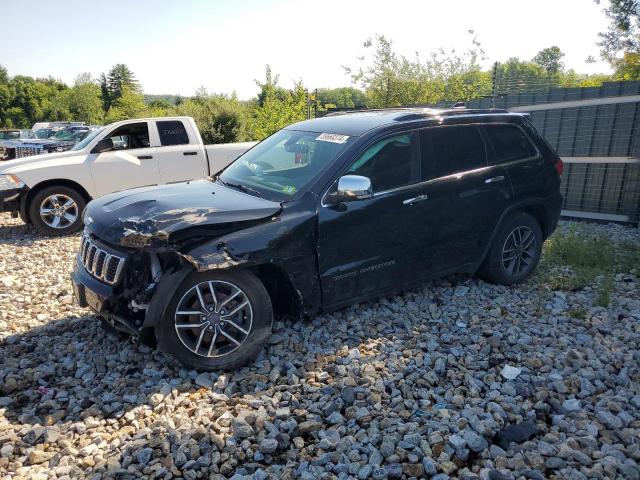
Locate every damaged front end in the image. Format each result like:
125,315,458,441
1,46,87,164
71,227,254,340
71,231,181,337
71,180,323,343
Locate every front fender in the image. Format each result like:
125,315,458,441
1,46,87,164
3,153,97,197
172,193,322,316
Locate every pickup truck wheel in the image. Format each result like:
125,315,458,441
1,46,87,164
29,186,86,236
157,269,273,371
478,212,542,285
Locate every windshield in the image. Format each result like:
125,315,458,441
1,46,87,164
0,131,19,140
71,128,103,151
219,129,354,200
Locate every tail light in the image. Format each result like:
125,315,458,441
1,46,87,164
554,158,564,176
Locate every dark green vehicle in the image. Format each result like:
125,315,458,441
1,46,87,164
71,107,563,370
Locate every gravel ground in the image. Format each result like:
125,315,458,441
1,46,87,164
0,212,639,480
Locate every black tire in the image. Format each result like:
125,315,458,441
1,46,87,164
478,212,543,285
29,185,86,236
157,269,273,371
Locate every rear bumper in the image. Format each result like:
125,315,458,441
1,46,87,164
546,193,563,238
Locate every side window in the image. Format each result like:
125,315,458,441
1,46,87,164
107,122,150,150
484,124,538,164
157,120,190,146
347,133,419,192
421,125,487,179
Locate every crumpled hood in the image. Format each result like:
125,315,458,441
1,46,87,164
85,179,282,247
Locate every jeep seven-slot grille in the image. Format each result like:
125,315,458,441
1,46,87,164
79,233,125,284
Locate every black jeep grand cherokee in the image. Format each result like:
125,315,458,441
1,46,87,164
71,107,563,370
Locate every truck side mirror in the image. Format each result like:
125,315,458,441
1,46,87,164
91,137,114,154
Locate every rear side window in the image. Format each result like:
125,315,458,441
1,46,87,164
484,124,537,164
157,120,189,146
420,125,487,179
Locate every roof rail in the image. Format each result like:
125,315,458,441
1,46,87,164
324,106,509,119
324,107,427,117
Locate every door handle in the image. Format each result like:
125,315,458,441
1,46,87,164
403,194,428,205
137,155,153,160
485,175,505,184
183,151,198,156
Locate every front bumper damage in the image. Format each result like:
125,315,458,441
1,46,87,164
0,186,26,216
70,233,192,338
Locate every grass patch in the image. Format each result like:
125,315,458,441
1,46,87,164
567,307,587,320
539,225,640,307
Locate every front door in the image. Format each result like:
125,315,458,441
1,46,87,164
90,121,161,197
318,132,422,306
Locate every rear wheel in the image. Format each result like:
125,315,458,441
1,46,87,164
157,269,273,371
29,185,86,236
479,212,542,285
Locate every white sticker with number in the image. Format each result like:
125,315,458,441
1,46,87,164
316,133,350,144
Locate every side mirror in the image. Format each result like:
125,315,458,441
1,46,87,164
91,137,114,154
329,175,373,203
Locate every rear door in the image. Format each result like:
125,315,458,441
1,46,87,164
481,122,545,200
89,121,161,196
153,119,207,184
410,124,514,273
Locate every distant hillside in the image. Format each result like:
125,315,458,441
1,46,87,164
144,94,188,105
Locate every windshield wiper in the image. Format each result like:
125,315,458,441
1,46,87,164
216,177,262,197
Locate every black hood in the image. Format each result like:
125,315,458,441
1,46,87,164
85,179,282,247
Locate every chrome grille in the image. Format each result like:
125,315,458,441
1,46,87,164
79,233,125,284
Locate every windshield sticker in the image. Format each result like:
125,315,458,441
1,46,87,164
316,133,349,144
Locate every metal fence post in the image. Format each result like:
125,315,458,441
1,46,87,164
491,62,498,109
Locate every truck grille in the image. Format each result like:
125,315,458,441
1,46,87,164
79,233,125,284
16,145,45,158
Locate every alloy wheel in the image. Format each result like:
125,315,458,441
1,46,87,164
39,194,78,229
502,226,536,276
174,280,253,358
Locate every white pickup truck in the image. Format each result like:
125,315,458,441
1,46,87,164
0,117,255,235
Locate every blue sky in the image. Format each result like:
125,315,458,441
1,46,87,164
2,0,612,99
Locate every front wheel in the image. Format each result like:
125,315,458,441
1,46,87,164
157,269,273,371
478,212,543,285
29,185,86,236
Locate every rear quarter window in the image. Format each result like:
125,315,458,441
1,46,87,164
484,124,538,164
157,120,190,146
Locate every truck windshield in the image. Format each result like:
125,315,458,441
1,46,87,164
219,129,353,200
71,128,103,151
0,131,19,140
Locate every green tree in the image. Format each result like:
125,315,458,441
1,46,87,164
494,58,551,93
0,65,8,85
317,87,368,110
67,74,104,124
597,0,640,65
172,91,252,144
533,46,565,74
252,66,308,139
100,64,140,111
104,87,147,123
614,51,640,79
6,75,69,127
0,65,10,126
345,34,491,107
